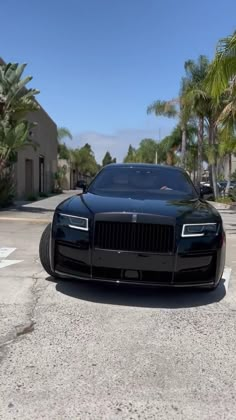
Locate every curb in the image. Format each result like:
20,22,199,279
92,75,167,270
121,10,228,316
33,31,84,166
208,201,236,211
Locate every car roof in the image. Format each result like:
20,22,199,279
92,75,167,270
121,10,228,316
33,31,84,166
105,163,185,172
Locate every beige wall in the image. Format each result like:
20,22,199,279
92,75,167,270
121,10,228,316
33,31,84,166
58,159,79,190
58,159,71,190
232,156,236,174
15,107,57,199
218,154,236,179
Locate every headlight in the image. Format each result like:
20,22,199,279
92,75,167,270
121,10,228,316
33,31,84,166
57,213,89,231
181,223,218,237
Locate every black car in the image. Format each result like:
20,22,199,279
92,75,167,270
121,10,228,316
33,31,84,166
39,164,226,290
199,183,214,199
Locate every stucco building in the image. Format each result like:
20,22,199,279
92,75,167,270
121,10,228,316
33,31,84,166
0,57,58,199
15,108,58,199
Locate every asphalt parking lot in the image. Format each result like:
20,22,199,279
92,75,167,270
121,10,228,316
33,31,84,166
0,192,236,420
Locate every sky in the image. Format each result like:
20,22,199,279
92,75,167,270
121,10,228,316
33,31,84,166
1,0,236,163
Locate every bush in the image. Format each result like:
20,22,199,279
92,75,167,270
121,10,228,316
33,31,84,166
26,194,38,202
54,166,67,191
232,170,236,181
39,192,48,198
0,169,15,208
216,197,233,204
229,188,236,202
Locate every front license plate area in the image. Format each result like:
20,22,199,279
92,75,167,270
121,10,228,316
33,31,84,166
92,250,174,272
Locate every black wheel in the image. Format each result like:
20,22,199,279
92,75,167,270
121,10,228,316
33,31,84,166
39,223,55,278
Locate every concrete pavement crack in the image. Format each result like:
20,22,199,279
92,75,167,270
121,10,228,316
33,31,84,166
0,273,48,362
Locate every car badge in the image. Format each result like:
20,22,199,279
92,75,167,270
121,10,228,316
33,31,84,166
132,214,138,223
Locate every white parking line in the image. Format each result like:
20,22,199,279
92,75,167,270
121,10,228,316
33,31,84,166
0,247,23,269
222,267,232,293
0,248,16,259
0,260,23,269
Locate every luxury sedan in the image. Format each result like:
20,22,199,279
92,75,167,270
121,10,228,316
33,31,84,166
39,164,226,290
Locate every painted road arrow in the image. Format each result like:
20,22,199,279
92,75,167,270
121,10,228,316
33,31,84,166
0,247,23,269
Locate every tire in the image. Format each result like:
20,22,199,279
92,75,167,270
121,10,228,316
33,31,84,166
39,223,55,278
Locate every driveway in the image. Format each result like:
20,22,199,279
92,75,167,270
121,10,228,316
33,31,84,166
0,194,236,420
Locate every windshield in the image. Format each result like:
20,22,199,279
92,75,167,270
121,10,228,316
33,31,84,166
88,166,198,199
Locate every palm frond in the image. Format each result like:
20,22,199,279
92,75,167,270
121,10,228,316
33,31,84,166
206,32,236,98
57,127,73,141
147,100,177,118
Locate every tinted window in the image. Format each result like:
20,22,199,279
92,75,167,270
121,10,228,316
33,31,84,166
89,166,197,198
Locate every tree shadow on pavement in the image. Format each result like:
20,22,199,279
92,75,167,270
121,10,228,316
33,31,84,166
47,276,227,309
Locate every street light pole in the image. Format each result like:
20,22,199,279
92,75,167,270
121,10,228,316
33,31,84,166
155,150,158,164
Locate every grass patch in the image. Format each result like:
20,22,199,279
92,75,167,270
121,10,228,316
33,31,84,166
216,197,233,204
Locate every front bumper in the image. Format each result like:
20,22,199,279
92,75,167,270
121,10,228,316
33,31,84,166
51,215,225,288
53,242,224,288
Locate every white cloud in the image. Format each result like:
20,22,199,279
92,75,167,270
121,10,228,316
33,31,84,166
70,126,174,164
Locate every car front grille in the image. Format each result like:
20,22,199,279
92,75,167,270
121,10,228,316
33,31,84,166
94,221,174,253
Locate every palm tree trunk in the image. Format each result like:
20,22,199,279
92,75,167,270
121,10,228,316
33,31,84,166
225,154,232,196
197,116,204,184
181,127,187,168
209,120,218,200
211,163,218,200
193,152,196,184
167,152,173,166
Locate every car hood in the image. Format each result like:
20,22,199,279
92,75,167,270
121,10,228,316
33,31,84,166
57,193,221,224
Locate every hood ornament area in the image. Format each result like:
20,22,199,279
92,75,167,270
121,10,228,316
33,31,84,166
132,214,138,223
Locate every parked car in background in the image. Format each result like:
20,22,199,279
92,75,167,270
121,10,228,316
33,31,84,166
199,180,236,199
74,180,87,191
217,181,236,199
199,183,214,200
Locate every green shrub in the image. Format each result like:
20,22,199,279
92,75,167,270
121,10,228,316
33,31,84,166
229,189,236,202
26,194,38,202
0,169,15,208
217,197,233,204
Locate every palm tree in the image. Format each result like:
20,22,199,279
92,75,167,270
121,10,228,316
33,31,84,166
0,121,37,172
0,63,40,123
0,62,40,205
218,125,236,195
0,63,40,164
183,56,211,184
206,32,236,152
207,32,236,98
147,63,197,169
57,127,73,160
185,142,198,183
57,127,72,143
216,82,236,129
147,97,190,167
